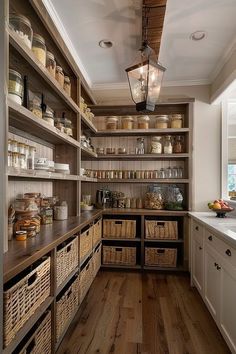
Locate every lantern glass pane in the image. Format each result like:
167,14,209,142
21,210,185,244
147,64,164,106
127,63,148,103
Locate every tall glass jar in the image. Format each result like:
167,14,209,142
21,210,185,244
173,135,184,153
8,69,23,105
144,186,164,209
43,107,54,126
64,76,71,96
171,114,183,128
165,186,184,210
32,34,46,66
138,115,150,129
55,66,64,87
9,13,33,49
155,115,169,129
163,135,173,154
28,146,36,169
46,51,56,77
150,136,162,154
135,138,145,154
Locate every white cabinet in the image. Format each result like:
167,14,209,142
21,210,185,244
192,237,204,295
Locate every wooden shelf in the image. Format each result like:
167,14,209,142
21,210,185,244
81,146,97,158
8,99,80,148
79,176,98,182
144,239,184,243
92,153,189,161
9,28,80,114
8,168,79,181
103,209,188,216
102,238,141,242
80,111,97,133
101,264,142,270
96,128,190,137
97,178,189,184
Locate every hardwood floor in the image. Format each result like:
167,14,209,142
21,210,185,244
57,271,230,354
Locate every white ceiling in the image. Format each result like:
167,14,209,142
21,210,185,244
46,0,236,88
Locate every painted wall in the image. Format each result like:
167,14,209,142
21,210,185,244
93,84,221,211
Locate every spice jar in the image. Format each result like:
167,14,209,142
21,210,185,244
19,153,26,169
106,147,116,154
55,65,64,87
163,135,173,154
138,115,150,129
29,99,42,118
15,230,27,241
64,76,71,96
136,198,143,209
150,136,162,154
171,114,183,129
118,147,127,154
32,34,46,66
11,139,18,153
106,116,118,130
8,69,23,105
155,115,169,129
173,135,184,153
125,197,131,208
130,198,136,209
122,116,134,130
46,51,56,77
43,107,54,126
12,152,20,168
8,151,12,167
9,13,33,49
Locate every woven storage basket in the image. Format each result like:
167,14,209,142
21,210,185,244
145,220,178,240
93,218,102,247
93,244,102,276
3,257,51,348
18,311,51,354
145,247,177,267
56,275,79,342
80,259,94,303
103,219,136,239
102,246,136,265
56,237,79,286
80,226,93,262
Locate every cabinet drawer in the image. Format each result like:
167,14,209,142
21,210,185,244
205,229,236,268
192,220,204,245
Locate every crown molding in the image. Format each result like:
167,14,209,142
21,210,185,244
42,0,92,87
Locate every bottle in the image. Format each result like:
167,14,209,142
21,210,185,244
164,135,173,154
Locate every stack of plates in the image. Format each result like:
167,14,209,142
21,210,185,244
54,163,70,174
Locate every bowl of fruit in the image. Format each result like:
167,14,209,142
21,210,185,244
208,199,234,218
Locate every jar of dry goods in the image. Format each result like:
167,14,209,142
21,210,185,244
17,142,25,154
96,147,105,155
54,201,68,220
28,145,36,169
40,207,53,224
8,139,12,152
155,115,169,129
122,116,134,130
163,135,173,154
12,152,20,168
118,197,125,208
55,65,64,87
9,13,33,49
54,118,65,132
125,197,131,208
20,225,37,238
130,198,136,209
80,97,85,112
106,147,116,154
117,147,127,154
144,188,164,210
46,51,56,77
8,69,23,105
15,230,27,241
43,107,54,126
32,34,46,66
136,170,141,179
29,100,42,118
138,115,150,129
64,76,71,96
11,140,18,153
150,136,162,154
64,119,73,136
8,151,12,167
136,198,143,209
106,116,118,130
173,135,184,153
19,153,26,169
171,114,183,129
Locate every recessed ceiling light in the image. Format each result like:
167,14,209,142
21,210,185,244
99,39,113,48
190,31,207,41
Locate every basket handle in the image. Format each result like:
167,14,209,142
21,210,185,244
115,247,122,252
86,230,89,236
157,249,165,254
86,262,90,270
155,222,165,228
66,244,72,253
67,289,72,298
115,221,122,225
26,338,36,353
27,272,38,289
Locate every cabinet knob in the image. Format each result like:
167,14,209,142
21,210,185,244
195,226,199,231
208,236,213,241
199,246,202,250
214,262,218,267
216,265,221,271
225,249,231,257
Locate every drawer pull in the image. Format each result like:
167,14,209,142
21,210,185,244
216,265,221,271
214,262,218,267
208,236,213,241
199,246,202,250
195,226,199,231
225,249,231,257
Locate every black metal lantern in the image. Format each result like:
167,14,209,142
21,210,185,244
125,41,166,112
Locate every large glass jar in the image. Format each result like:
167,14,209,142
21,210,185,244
135,138,145,154
122,116,134,130
165,186,184,210
46,51,56,77
163,135,173,154
106,117,118,130
64,119,73,136
171,114,183,128
8,69,23,105
150,136,162,154
64,76,71,96
9,13,33,49
32,34,46,66
173,135,184,153
155,115,169,129
29,97,42,118
138,115,150,129
43,107,54,126
55,66,64,87
144,185,164,209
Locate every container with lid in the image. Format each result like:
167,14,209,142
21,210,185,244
135,137,145,154
43,107,54,126
46,51,56,77
122,116,134,130
64,119,73,136
27,145,36,169
54,118,65,133
32,34,46,66
173,135,184,153
171,114,183,129
15,230,27,241
55,66,64,87
155,115,169,129
163,135,173,154
138,115,150,129
19,153,26,169
12,152,20,168
8,151,12,167
8,69,23,105
64,76,71,96
106,116,118,130
54,201,68,220
9,13,33,49
144,185,164,210
150,136,162,154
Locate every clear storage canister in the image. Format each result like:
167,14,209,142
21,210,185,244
138,115,150,129
64,76,71,96
163,135,173,154
8,69,23,105
46,51,56,77
29,99,42,118
43,107,54,126
122,116,134,130
171,114,183,129
106,116,118,130
64,119,73,136
9,13,33,49
150,136,162,154
155,115,169,129
32,34,46,66
55,65,64,87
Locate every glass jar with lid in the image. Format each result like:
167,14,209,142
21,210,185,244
19,153,26,169
64,76,71,96
32,34,46,66
150,136,162,154
8,69,23,105
8,151,12,167
171,114,183,128
165,186,184,210
144,185,164,209
122,116,134,130
8,139,12,152
17,142,25,154
173,135,184,153
64,119,73,137
135,137,145,154
12,152,20,168
155,115,169,129
28,145,36,169
55,66,64,87
43,107,54,126
163,135,173,154
46,51,56,77
80,97,85,111
29,96,42,118
11,140,18,153
138,115,150,129
9,13,33,49
106,116,118,130
54,118,65,132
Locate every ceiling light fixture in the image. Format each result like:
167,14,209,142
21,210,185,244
190,31,207,41
125,5,166,112
99,39,113,48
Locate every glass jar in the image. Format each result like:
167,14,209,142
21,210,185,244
8,139,12,152
130,198,136,209
28,145,36,169
11,140,18,153
64,119,73,136
8,69,23,105
54,118,65,132
12,152,19,168
43,107,54,126
32,34,46,66
163,135,173,154
55,66,64,87
165,166,172,179
173,135,184,153
117,147,127,154
125,197,131,208
9,13,33,49
24,144,29,164
138,115,150,129
150,136,162,154
171,114,183,129
171,166,179,178
159,168,165,178
165,186,184,210
8,151,12,167
15,230,27,241
144,186,164,210
136,198,143,209
17,142,24,154
135,137,145,154
106,116,118,130
177,166,184,179
64,76,71,96
80,97,85,112
118,197,125,208
29,100,42,118
19,153,26,169
122,116,134,130
46,51,56,77
155,115,169,129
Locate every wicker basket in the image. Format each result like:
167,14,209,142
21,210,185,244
103,219,136,239
93,244,102,276
56,237,79,287
145,220,178,240
80,259,94,303
102,246,136,265
18,311,51,354
93,218,102,247
56,275,79,342
80,226,93,262
145,247,177,267
3,257,51,348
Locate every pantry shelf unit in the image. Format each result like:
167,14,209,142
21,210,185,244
95,128,190,137
83,153,190,161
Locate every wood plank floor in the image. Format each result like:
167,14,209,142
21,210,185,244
57,271,230,354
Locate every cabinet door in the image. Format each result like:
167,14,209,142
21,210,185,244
204,245,220,322
192,237,204,295
220,262,236,353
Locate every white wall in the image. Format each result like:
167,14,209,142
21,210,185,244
93,84,221,211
